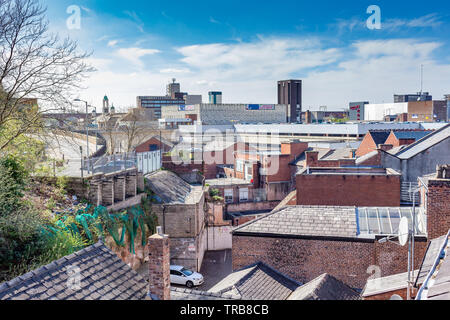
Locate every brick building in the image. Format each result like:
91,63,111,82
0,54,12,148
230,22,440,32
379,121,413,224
384,130,433,148
226,141,308,202
419,165,450,239
295,167,401,207
145,171,207,271
135,136,174,154
356,131,392,157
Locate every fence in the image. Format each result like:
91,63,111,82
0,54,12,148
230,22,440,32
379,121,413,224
137,150,161,175
80,150,161,176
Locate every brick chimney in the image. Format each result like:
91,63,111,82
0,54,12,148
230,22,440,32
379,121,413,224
306,151,319,167
425,166,450,239
378,144,394,152
148,226,170,300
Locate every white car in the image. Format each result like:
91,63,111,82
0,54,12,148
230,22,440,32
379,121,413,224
170,265,204,288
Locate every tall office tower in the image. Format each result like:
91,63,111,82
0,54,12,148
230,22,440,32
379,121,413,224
445,94,450,122
278,80,302,123
394,92,432,103
166,78,181,98
208,91,222,104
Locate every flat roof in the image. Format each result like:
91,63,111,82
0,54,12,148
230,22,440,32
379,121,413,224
362,270,421,297
206,178,252,187
297,167,401,176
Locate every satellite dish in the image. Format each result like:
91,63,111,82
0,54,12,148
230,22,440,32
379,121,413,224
398,217,409,246
416,210,425,234
390,294,403,300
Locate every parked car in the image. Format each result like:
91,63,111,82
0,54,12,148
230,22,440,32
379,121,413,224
169,265,204,288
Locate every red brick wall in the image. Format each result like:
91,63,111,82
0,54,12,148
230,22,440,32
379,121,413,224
364,288,410,300
136,137,171,153
357,151,382,167
232,235,427,289
296,174,401,207
232,236,374,288
162,159,203,175
427,179,450,239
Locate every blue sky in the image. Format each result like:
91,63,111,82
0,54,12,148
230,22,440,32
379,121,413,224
44,0,450,110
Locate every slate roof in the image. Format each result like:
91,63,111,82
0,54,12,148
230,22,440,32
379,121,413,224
355,150,378,165
368,131,391,146
170,287,240,300
394,124,450,159
208,262,302,300
0,242,148,300
416,231,450,300
145,170,203,204
392,130,433,141
232,206,358,239
287,274,361,300
320,148,354,161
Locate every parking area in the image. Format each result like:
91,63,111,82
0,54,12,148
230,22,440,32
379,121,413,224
196,250,232,291
137,249,232,291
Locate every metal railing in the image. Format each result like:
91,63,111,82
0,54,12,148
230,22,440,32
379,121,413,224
82,152,137,175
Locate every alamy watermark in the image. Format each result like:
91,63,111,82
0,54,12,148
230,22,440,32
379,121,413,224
66,265,82,290
366,5,382,30
66,5,81,30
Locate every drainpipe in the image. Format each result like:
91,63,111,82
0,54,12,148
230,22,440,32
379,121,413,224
162,204,166,234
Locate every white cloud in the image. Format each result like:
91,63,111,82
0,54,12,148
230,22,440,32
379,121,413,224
177,37,340,80
115,47,160,67
77,37,450,110
334,13,443,33
209,16,220,24
107,40,119,47
159,68,191,74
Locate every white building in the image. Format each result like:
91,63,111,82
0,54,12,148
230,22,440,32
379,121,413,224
364,103,408,121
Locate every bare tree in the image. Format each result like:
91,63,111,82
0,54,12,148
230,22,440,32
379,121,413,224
117,110,150,153
0,0,93,152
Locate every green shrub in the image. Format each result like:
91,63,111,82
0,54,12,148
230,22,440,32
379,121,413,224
0,155,28,216
209,188,220,197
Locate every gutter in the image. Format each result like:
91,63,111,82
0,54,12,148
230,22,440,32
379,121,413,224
416,229,450,300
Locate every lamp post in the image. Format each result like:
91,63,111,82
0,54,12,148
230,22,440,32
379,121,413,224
74,99,94,174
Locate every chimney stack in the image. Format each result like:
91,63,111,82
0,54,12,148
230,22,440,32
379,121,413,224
148,226,170,300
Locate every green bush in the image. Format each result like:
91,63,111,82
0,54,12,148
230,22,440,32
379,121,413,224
0,155,28,216
0,208,47,281
209,188,220,197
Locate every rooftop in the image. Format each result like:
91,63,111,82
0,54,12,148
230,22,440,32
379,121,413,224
0,242,148,300
393,124,450,160
208,262,302,300
145,171,204,204
206,178,252,187
362,270,421,298
288,274,361,300
297,167,401,176
233,206,426,240
416,231,450,300
170,287,240,300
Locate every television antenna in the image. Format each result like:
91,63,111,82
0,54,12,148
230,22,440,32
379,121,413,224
378,215,416,300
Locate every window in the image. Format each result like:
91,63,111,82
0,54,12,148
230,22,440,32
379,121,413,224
150,144,158,151
224,189,233,203
239,188,249,202
236,160,244,172
245,165,253,181
170,270,182,276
